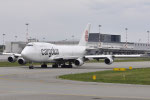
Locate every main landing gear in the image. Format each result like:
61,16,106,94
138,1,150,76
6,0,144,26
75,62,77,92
52,64,59,68
29,63,48,69
61,64,72,68
28,63,73,69
61,62,73,68
52,63,73,68
41,64,47,68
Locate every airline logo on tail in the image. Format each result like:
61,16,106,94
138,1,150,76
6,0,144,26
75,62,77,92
85,30,88,42
78,23,90,46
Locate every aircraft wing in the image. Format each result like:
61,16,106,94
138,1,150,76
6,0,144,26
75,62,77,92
51,56,79,60
2,53,21,57
85,54,141,59
52,54,142,61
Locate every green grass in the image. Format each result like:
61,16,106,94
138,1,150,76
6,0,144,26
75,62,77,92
0,62,41,67
87,58,150,63
0,62,23,67
59,68,150,85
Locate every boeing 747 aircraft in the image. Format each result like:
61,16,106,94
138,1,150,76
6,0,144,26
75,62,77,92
3,23,141,69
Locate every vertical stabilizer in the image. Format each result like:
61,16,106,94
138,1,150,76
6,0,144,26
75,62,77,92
78,23,91,46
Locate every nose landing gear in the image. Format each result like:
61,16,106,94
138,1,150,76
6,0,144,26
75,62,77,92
29,65,34,69
29,62,34,69
52,64,59,68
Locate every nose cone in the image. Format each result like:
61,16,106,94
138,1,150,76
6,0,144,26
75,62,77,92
21,48,29,60
21,47,33,60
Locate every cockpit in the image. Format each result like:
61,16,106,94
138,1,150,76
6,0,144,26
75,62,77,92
26,43,34,47
26,44,33,46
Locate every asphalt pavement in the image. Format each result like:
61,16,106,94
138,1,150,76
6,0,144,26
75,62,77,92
0,62,150,100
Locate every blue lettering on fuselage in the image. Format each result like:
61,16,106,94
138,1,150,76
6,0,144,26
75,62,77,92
41,48,59,57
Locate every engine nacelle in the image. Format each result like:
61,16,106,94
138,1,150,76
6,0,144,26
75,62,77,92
74,58,84,66
104,57,114,65
8,56,17,63
18,58,26,65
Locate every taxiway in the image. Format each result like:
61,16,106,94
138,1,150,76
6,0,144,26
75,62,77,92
0,62,150,100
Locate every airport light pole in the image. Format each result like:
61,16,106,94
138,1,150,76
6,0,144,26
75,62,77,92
72,35,74,45
147,31,150,49
147,31,149,44
2,34,5,52
43,37,45,42
25,23,29,43
99,25,102,48
99,25,102,42
138,38,141,43
125,28,128,48
99,25,101,33
15,36,17,42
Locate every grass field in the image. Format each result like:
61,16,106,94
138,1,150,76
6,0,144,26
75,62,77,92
0,62,22,67
88,57,150,63
59,68,150,85
0,62,41,67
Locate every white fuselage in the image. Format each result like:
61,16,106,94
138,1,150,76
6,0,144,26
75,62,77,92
21,42,86,63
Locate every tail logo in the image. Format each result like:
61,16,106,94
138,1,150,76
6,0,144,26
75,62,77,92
85,30,88,41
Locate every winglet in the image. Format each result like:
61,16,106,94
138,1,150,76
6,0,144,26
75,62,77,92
78,23,91,46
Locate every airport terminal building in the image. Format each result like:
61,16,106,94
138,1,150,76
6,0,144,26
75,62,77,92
87,33,150,55
4,33,150,55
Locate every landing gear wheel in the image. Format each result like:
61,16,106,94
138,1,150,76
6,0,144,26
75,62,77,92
68,65,73,68
61,64,66,68
52,64,58,68
41,64,47,68
29,66,34,69
61,65,73,68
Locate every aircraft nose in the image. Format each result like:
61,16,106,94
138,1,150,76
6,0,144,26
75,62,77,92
21,48,30,59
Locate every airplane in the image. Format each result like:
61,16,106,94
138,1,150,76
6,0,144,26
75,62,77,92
3,23,142,69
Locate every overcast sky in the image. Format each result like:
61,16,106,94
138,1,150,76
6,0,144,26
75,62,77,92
1,0,150,44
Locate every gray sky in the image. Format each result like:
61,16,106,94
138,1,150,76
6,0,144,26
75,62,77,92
1,0,150,44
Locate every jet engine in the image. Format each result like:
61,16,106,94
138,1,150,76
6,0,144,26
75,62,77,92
18,58,26,65
8,56,17,63
104,57,114,65
74,58,84,66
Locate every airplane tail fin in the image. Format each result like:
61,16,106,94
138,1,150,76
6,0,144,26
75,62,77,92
78,23,91,46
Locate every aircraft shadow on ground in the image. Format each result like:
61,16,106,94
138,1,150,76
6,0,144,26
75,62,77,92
20,66,113,70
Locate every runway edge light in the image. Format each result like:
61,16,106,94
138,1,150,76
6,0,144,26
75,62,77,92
113,68,126,71
120,68,126,71
92,75,96,80
129,66,133,70
113,68,119,71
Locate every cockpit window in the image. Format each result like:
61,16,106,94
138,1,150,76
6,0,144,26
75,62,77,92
26,44,33,46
